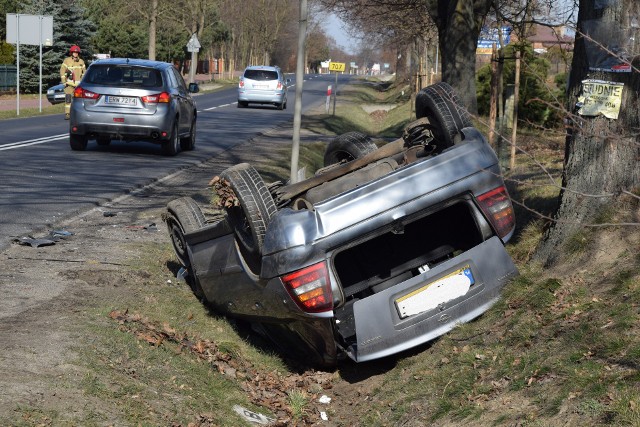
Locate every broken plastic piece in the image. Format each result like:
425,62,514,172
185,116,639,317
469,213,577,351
232,405,274,425
176,267,188,281
143,223,158,232
51,230,73,236
318,395,331,404
14,237,55,248
49,230,74,240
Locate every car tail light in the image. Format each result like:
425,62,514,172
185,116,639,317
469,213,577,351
477,186,515,239
276,81,283,90
73,87,99,99
239,79,245,88
282,262,333,313
142,92,170,103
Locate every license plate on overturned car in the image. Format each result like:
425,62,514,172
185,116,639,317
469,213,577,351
395,266,475,319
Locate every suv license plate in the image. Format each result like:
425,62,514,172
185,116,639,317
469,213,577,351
395,266,474,319
105,96,136,106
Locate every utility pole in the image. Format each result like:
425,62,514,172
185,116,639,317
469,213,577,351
289,0,307,184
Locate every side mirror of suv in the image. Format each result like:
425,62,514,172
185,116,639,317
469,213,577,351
188,83,199,93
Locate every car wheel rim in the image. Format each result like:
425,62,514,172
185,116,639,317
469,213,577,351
169,219,189,266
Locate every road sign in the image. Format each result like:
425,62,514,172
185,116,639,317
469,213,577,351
329,62,345,72
6,14,53,45
187,33,201,53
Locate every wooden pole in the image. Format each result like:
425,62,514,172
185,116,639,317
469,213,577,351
488,43,498,148
509,50,521,170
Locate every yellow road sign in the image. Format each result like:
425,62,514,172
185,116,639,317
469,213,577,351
329,62,346,72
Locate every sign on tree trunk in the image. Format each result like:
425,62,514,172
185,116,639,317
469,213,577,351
536,0,640,266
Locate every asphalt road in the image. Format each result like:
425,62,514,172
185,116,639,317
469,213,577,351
0,73,345,250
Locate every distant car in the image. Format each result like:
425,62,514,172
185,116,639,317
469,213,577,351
237,65,289,110
46,83,65,105
69,58,198,156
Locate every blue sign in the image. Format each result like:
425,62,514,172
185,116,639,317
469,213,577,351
477,26,512,49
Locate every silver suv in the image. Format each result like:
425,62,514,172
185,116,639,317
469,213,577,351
237,65,289,110
69,58,198,156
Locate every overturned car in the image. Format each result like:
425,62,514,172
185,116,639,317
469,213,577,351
165,82,518,368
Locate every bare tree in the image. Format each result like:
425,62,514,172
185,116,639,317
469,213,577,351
317,0,493,112
315,0,435,95
218,0,295,70
536,0,640,265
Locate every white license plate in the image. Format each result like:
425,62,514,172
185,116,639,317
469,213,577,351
105,96,136,106
395,266,475,319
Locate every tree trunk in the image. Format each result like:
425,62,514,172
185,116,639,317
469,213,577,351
428,0,491,114
395,45,410,85
535,0,640,266
148,0,157,61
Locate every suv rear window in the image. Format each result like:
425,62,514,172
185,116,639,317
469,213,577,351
84,65,163,88
243,69,279,81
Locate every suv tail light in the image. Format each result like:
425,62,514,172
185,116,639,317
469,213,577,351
73,87,99,99
477,186,515,239
141,92,170,103
276,81,283,90
238,79,244,88
282,262,333,313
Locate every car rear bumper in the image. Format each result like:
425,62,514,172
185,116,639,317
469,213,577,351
238,90,285,104
70,122,171,141
348,236,517,362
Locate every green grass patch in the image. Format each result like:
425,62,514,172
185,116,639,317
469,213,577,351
0,102,64,119
56,240,286,426
303,79,412,139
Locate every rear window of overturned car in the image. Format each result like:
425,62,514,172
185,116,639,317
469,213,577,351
84,65,163,88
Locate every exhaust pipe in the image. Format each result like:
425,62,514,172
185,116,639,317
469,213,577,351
151,131,160,139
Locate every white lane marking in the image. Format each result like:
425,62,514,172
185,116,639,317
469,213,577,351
202,103,236,111
0,134,69,151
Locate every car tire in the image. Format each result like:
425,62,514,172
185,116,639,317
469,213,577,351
162,120,180,156
220,163,277,274
323,131,378,167
237,101,248,108
96,137,111,146
277,101,284,110
180,117,196,151
166,197,207,299
69,134,88,151
415,82,473,150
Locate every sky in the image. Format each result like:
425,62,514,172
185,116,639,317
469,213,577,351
323,13,359,54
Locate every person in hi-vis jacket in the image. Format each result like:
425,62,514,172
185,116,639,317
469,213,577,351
60,45,86,120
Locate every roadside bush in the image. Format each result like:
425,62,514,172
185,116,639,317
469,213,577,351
476,43,566,129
